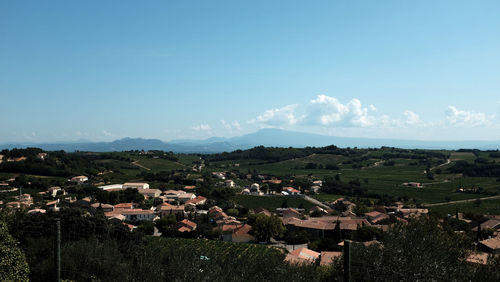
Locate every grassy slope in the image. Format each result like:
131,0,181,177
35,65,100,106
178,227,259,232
429,198,500,216
233,194,315,211
210,150,500,205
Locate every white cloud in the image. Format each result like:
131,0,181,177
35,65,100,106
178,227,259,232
305,95,376,127
191,124,212,131
102,130,113,137
221,120,242,130
250,104,299,126
445,106,491,126
403,110,422,125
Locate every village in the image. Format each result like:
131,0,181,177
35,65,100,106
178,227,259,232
2,163,499,269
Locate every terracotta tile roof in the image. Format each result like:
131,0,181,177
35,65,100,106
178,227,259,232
283,208,301,215
479,236,500,250
284,187,300,193
365,211,384,218
320,251,342,266
263,179,282,184
467,252,490,265
91,203,114,209
164,190,186,195
114,203,134,209
233,224,252,236
474,219,500,231
179,219,197,228
285,248,320,265
184,185,196,190
185,196,207,205
283,217,335,230
159,204,185,212
105,188,122,192
178,226,192,232
220,224,243,232
120,209,155,215
255,208,271,216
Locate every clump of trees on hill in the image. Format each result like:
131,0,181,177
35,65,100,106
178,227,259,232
0,149,141,178
204,145,367,163
448,160,500,177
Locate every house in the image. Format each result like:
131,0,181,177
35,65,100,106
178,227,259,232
70,176,88,184
231,224,254,243
283,187,300,195
283,217,335,238
16,194,33,206
479,236,500,254
310,185,321,194
364,211,390,224
158,203,185,216
91,202,114,212
331,198,356,213
396,208,428,218
263,179,282,184
138,189,162,198
308,206,328,216
312,180,323,187
209,206,228,220
320,251,342,266
98,184,123,191
177,219,197,232
75,196,92,208
123,182,149,189
466,252,490,265
254,208,271,217
283,208,302,219
178,193,196,203
472,219,500,232
311,216,371,232
185,196,207,206
164,190,187,201
108,214,126,224
114,203,134,210
120,209,156,221
224,180,235,187
47,186,65,198
284,248,320,265
250,183,260,192
403,182,422,188
27,208,46,214
6,202,21,209
184,185,196,190
37,153,48,160
46,199,60,211
212,172,226,179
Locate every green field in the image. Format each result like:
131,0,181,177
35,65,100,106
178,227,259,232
208,151,500,205
233,194,315,211
428,198,500,216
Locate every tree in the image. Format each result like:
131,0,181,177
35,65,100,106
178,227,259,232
226,208,239,217
346,217,471,281
281,199,288,209
332,221,342,243
138,221,155,235
252,215,285,242
0,221,29,281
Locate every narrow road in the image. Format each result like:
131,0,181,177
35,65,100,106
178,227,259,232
131,161,151,170
302,195,331,210
429,159,452,172
422,195,500,207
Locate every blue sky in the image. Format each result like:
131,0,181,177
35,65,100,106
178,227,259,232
1,0,500,143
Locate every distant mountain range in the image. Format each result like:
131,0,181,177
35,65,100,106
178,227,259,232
1,128,499,153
